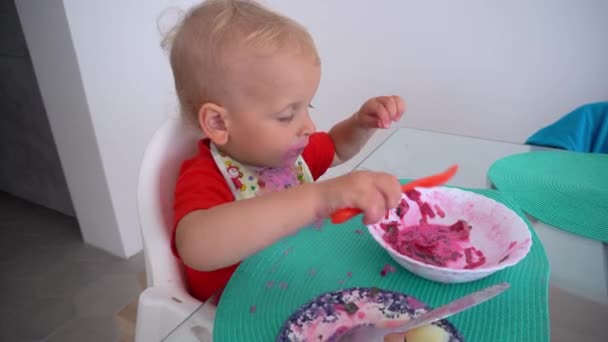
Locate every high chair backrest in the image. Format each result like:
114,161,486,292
137,117,202,288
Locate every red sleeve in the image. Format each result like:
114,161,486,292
172,139,234,256
171,135,334,302
302,132,336,180
172,134,334,256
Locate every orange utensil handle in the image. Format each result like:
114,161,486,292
400,164,458,190
331,208,363,224
329,164,458,224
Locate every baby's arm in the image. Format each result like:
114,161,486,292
176,182,320,271
329,96,405,166
175,171,401,272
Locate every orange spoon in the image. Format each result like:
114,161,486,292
330,164,459,224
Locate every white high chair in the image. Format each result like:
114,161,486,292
135,117,208,341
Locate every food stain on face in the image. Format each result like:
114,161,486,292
282,140,308,165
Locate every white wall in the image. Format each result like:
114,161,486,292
16,0,130,257
16,0,608,257
267,0,608,142
59,0,190,257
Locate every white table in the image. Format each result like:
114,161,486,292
164,127,608,342
358,127,608,305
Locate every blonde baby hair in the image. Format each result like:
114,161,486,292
163,0,319,123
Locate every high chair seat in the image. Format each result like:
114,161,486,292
135,117,206,341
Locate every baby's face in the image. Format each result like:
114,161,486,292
222,48,321,168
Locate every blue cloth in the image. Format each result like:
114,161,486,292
526,102,608,153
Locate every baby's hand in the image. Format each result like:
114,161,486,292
320,170,402,224
355,96,406,129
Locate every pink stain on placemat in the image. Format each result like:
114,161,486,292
312,219,324,231
380,264,396,277
266,281,275,289
279,282,289,289
267,265,278,274
354,229,363,235
249,305,257,313
346,272,352,278
309,268,317,276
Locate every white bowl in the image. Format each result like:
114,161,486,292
367,187,532,283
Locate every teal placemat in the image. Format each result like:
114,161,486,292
488,151,608,242
214,186,550,342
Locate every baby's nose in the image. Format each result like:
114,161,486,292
300,114,316,136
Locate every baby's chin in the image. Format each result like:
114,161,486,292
281,151,304,166
251,149,304,168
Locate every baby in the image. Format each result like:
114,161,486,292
168,0,405,301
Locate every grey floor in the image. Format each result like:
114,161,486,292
0,192,144,342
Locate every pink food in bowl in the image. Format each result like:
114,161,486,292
381,219,488,269
380,190,487,269
368,187,532,283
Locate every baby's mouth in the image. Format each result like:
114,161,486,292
284,149,303,161
282,142,308,163
289,140,308,154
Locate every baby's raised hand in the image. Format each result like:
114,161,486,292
355,95,406,129
320,170,402,224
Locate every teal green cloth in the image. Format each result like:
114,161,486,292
526,102,608,153
213,185,550,342
488,151,608,242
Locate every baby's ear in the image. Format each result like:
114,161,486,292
198,103,229,145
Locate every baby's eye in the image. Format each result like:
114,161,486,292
308,104,315,109
277,115,295,123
